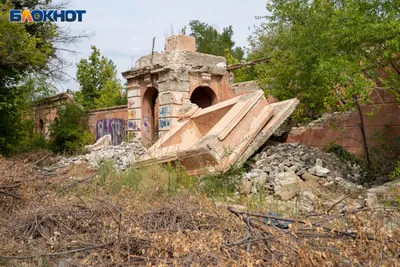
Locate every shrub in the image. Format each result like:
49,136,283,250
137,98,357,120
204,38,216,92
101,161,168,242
96,160,196,196
200,166,244,198
390,161,400,180
49,103,93,154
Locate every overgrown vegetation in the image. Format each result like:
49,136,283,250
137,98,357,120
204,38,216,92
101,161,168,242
1,153,399,266
251,0,400,121
95,160,243,199
0,0,87,156
390,161,400,180
186,20,255,82
75,46,127,110
49,104,93,154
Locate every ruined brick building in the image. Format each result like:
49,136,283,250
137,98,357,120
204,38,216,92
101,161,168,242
34,35,258,145
34,35,400,155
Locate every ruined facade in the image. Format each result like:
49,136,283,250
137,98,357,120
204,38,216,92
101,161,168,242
122,35,237,144
33,93,73,137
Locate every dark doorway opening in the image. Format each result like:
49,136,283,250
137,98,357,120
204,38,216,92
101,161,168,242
190,86,217,109
39,119,44,135
142,87,159,143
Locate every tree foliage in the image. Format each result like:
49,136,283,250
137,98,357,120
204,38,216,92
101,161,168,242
188,20,256,82
0,0,62,155
49,103,93,154
76,46,126,110
188,20,244,60
251,0,400,121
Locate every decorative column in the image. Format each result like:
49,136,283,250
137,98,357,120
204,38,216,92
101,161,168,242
126,84,142,139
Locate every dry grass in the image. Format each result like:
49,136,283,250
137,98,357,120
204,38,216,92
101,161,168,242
0,153,399,266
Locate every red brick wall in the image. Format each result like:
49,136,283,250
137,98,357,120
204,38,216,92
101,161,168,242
286,90,400,154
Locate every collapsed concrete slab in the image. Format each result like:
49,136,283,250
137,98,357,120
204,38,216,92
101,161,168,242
136,91,299,175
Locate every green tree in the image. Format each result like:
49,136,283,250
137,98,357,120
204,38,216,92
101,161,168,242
49,103,93,154
252,0,400,121
76,46,126,110
0,0,76,155
188,20,256,82
251,0,400,171
188,20,244,61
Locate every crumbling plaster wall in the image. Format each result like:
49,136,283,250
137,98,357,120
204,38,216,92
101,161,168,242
34,93,72,138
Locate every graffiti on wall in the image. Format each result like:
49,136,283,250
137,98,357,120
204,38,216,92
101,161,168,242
143,116,150,133
128,100,135,108
128,120,140,131
159,118,171,129
128,110,137,120
159,106,170,117
96,119,125,145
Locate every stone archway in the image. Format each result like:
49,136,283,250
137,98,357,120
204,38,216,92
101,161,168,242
190,86,217,109
39,119,44,135
142,87,159,143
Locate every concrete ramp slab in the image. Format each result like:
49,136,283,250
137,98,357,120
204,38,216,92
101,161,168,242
136,91,299,175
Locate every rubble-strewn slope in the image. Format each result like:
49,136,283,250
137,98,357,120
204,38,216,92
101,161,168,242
238,143,392,214
53,140,146,170
0,153,399,266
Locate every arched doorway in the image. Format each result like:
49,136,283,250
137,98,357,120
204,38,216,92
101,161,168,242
142,87,159,143
190,86,217,108
39,119,44,135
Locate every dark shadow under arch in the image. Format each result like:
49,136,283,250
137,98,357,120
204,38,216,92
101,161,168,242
190,86,217,109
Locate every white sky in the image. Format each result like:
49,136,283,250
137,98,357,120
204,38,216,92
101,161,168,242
56,0,268,91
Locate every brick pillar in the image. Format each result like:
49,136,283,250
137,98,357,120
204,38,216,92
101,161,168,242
127,84,142,139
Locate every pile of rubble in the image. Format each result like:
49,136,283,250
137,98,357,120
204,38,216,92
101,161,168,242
52,135,146,170
239,143,367,213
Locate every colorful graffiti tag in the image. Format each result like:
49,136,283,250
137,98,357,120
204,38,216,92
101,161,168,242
159,118,171,129
159,106,170,117
128,120,140,131
96,119,125,145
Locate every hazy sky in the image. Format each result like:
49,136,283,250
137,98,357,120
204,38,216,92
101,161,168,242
57,0,268,91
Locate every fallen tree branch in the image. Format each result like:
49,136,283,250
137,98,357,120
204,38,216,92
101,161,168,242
227,207,305,224
0,184,20,190
227,207,363,240
327,192,364,214
0,162,16,175
0,190,21,199
0,241,114,260
64,174,97,190
31,153,51,166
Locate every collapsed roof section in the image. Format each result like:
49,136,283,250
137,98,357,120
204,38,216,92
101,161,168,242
136,91,299,175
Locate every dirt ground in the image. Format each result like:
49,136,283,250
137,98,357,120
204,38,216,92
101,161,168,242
0,152,399,266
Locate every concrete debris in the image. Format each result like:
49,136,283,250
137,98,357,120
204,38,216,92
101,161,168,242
252,143,360,182
136,91,299,175
84,134,112,153
53,140,146,170
239,143,368,214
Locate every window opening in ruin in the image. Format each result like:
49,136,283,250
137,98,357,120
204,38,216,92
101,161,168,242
142,87,159,142
190,86,217,108
39,119,44,135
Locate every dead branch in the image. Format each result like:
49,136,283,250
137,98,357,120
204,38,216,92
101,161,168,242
64,174,97,190
0,241,114,260
31,153,51,166
327,192,364,214
0,162,16,175
0,190,21,199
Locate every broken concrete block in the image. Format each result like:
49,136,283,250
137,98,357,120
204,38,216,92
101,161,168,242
239,179,252,196
85,134,112,153
136,91,299,175
308,165,330,177
273,171,303,201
